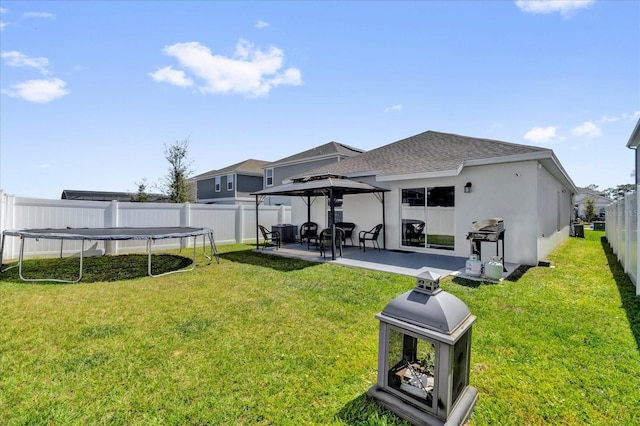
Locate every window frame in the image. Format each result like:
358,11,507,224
227,174,234,191
265,168,274,187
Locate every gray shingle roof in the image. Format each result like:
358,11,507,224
267,141,364,167
296,130,551,178
193,159,270,179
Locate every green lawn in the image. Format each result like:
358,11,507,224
0,230,638,425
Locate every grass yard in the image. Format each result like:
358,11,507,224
0,230,638,425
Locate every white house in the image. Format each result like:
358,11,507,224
287,130,578,267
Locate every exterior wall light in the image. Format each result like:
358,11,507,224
464,182,472,193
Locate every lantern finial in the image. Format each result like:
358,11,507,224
415,271,441,295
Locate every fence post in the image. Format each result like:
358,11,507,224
105,201,119,255
1,192,16,260
625,193,631,274
236,205,244,243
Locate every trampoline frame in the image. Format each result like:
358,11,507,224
0,227,220,283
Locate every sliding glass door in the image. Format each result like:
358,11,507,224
401,186,455,250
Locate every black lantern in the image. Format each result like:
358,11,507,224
368,271,477,426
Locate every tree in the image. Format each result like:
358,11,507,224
163,138,194,203
604,183,635,200
584,196,596,222
131,179,150,202
585,184,599,191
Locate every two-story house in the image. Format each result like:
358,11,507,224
193,159,270,205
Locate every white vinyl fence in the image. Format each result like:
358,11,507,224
605,189,640,296
0,191,291,261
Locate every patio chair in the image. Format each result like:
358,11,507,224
258,225,281,250
300,221,319,248
319,227,345,258
359,224,383,252
405,221,425,246
335,222,356,245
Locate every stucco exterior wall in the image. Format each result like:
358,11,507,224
341,160,565,266
536,164,572,261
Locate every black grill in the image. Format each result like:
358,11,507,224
466,218,505,270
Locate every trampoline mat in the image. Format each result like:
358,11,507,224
2,227,212,241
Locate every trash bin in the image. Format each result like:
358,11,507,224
573,224,584,238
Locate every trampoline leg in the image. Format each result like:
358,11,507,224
0,233,16,273
18,238,83,283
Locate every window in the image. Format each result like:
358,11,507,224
215,176,221,192
266,168,273,187
227,174,234,191
401,186,455,250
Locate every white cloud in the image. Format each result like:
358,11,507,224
384,104,403,113
255,20,269,29
515,0,595,18
4,78,68,103
0,7,7,31
596,111,640,124
149,66,194,87
598,114,620,124
571,121,602,138
152,39,302,97
626,111,640,121
524,126,558,143
23,12,56,20
1,50,50,74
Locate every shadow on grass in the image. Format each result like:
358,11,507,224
451,265,533,289
334,392,409,426
219,249,320,272
601,236,640,351
0,254,193,283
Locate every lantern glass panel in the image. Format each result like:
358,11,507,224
452,329,471,403
386,328,436,408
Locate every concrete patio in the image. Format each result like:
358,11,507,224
255,242,520,280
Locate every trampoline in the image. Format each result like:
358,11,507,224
0,227,220,283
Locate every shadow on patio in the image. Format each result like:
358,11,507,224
255,242,521,279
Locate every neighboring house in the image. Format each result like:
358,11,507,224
61,190,169,202
262,141,365,206
193,159,270,204
626,118,640,186
574,187,611,220
286,130,578,267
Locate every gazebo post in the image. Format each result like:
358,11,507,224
329,187,336,260
255,194,259,250
382,191,386,250
307,195,311,225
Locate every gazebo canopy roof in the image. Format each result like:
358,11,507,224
251,174,389,197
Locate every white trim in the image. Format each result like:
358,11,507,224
227,174,234,191
215,176,221,192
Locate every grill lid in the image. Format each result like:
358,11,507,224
471,218,503,231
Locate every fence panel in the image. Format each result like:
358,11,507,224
0,193,290,261
628,192,638,284
606,190,639,295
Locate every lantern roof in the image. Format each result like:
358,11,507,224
381,277,472,335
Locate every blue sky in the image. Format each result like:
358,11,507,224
1,0,638,199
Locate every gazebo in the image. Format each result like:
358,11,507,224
251,175,390,260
